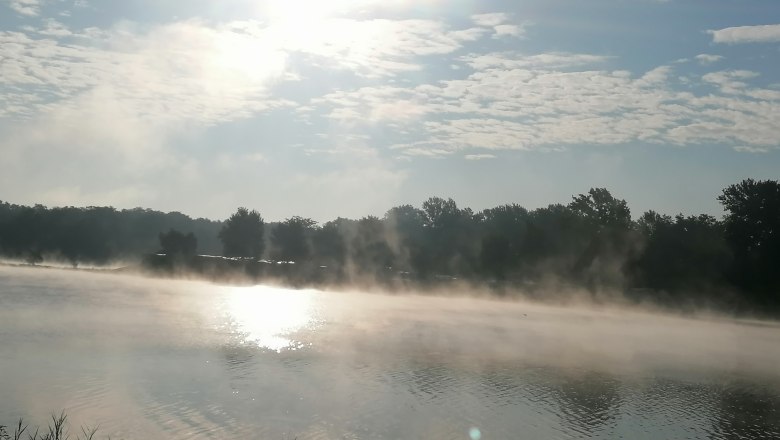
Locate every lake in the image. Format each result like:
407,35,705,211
1,265,779,439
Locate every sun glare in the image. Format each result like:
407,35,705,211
224,286,318,351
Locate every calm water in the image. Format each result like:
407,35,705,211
1,266,779,439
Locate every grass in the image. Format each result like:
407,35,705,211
0,412,102,440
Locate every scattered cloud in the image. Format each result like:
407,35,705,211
0,21,293,126
311,52,780,158
279,18,486,77
493,24,525,39
461,52,611,70
471,13,509,27
702,70,760,94
708,24,780,44
734,146,771,154
5,0,42,16
694,54,723,65
465,154,497,160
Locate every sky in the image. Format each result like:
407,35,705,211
0,0,778,222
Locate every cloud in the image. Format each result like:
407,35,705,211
694,54,723,65
702,70,760,94
0,21,294,126
471,13,509,27
493,24,525,39
734,146,771,154
5,0,41,16
708,24,780,44
281,18,486,77
1,15,491,127
464,154,496,160
461,52,611,70
309,52,780,158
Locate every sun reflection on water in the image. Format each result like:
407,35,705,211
223,285,318,351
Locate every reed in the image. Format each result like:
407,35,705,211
0,412,102,440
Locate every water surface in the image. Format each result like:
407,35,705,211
1,266,779,439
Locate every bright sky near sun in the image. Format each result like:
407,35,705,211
0,0,778,221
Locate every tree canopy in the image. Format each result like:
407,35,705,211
219,207,265,258
2,179,779,313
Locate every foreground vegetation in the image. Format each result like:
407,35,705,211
1,179,778,313
0,413,101,440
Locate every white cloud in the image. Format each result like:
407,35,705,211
708,24,780,44
694,54,723,65
639,65,672,84
0,21,294,126
702,70,760,94
5,0,41,16
471,13,509,27
310,52,780,157
465,154,496,160
734,146,771,154
279,18,486,77
0,15,488,129
462,52,611,70
493,24,525,39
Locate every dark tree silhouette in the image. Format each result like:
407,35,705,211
636,213,731,295
718,179,780,304
312,218,348,270
0,201,221,265
420,197,478,277
478,204,529,280
350,216,395,278
569,188,632,231
569,188,636,289
219,207,264,258
384,205,426,273
2,179,780,313
159,229,197,256
271,216,316,262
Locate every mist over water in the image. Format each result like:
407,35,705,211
1,265,779,439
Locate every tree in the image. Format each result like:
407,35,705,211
271,216,316,262
478,204,529,280
718,179,780,299
218,207,265,258
635,212,731,293
384,205,426,272
351,216,395,277
569,188,632,231
569,189,635,289
420,197,478,276
159,229,197,256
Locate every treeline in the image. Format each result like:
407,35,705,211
0,203,223,265
1,179,778,311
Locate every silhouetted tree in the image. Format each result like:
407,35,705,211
568,188,636,289
351,216,395,278
420,197,478,277
524,204,590,279
477,204,529,280
569,188,632,231
312,218,348,270
219,207,264,258
718,179,780,304
271,216,316,262
636,212,731,295
384,205,426,273
159,229,197,256
2,179,780,313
